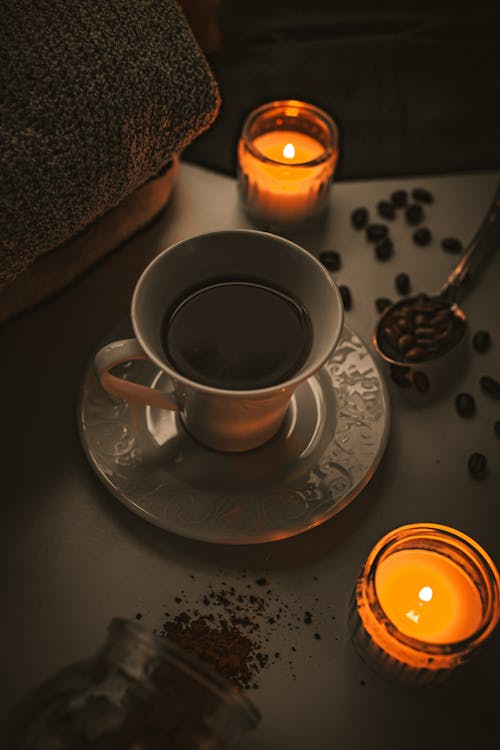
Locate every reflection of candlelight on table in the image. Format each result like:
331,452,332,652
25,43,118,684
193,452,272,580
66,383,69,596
349,524,500,685
238,100,338,225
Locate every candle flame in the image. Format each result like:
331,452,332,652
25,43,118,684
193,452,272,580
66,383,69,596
419,586,433,603
405,586,434,624
282,143,295,160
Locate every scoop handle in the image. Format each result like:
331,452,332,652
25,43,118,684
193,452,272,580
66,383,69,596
441,180,500,301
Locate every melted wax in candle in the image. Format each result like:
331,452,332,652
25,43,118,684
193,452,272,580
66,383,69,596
375,549,483,644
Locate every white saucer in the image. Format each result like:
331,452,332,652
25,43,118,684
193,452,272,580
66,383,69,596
78,323,390,544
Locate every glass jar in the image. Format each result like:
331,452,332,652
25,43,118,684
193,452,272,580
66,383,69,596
237,99,339,227
3,618,260,749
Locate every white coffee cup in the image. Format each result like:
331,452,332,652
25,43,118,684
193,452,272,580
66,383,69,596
94,229,343,452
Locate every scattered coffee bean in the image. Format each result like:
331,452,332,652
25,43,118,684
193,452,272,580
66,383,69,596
455,392,476,418
413,371,430,393
472,330,491,353
375,297,393,314
412,227,432,246
495,420,500,438
468,452,487,477
480,375,500,399
441,237,463,254
390,189,408,208
339,284,352,311
374,238,394,261
351,207,369,229
319,251,341,272
395,272,411,295
377,200,396,220
405,203,424,226
366,223,389,243
390,364,412,388
411,187,434,204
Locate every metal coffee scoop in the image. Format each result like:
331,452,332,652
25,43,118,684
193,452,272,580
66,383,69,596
373,180,500,396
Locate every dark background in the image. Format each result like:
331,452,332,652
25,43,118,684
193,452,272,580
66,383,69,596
182,2,500,181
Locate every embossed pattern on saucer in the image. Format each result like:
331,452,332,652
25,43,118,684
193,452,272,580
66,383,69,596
78,324,390,544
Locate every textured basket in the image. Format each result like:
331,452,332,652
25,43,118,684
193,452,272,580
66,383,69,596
0,0,220,304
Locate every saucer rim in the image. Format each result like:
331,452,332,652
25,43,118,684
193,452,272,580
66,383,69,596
78,322,390,545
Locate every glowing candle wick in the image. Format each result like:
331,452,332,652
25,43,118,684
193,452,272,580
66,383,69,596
405,585,434,624
282,142,295,160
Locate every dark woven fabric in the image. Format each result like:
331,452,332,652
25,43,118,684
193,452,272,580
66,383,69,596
185,5,500,181
0,0,220,289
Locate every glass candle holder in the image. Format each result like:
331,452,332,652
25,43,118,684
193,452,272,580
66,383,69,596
349,524,500,686
237,100,339,226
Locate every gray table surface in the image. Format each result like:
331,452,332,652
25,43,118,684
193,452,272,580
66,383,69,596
1,163,499,749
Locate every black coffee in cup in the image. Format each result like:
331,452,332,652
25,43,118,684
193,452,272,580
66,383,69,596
162,280,312,390
96,229,343,451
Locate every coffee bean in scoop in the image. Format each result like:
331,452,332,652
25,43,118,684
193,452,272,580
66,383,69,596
375,238,394,261
377,200,395,220
396,334,415,354
351,207,369,230
411,187,434,204
405,203,424,226
480,375,500,399
413,227,432,246
390,189,408,208
455,392,476,418
377,296,465,364
339,285,352,311
441,237,463,254
319,251,341,272
472,330,491,353
468,452,487,478
405,346,426,361
375,297,393,314
395,272,411,295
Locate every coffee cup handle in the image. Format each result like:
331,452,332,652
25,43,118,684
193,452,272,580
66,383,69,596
94,338,180,411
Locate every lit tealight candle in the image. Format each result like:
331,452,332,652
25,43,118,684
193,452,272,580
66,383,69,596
349,524,500,685
237,100,339,226
375,548,483,643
